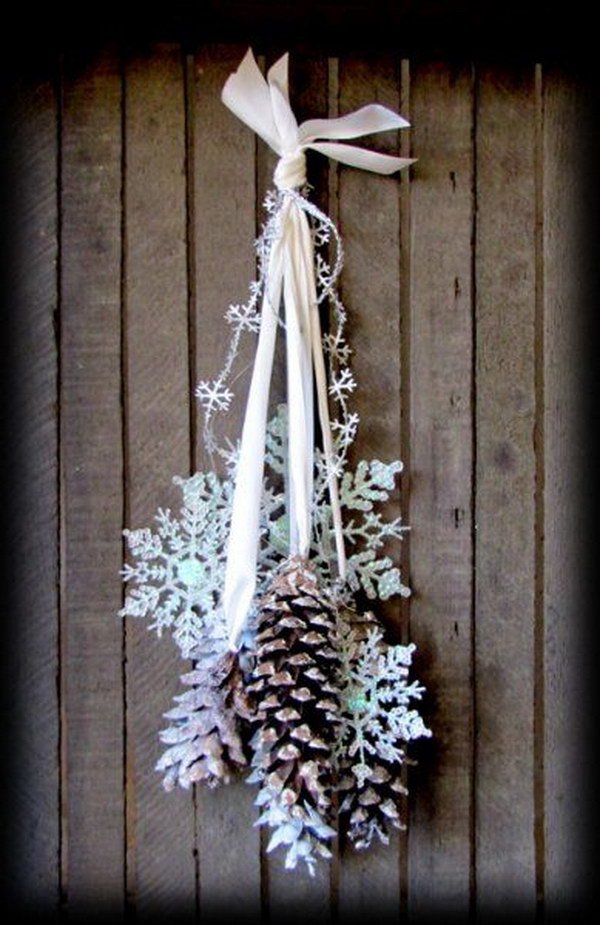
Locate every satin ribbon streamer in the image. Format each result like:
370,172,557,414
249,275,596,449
223,49,414,651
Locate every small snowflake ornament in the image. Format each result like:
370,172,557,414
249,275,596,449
337,618,431,773
225,302,261,332
195,379,234,416
329,368,357,403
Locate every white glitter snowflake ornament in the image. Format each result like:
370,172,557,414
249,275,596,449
120,473,234,657
195,379,234,415
335,613,431,849
337,618,431,777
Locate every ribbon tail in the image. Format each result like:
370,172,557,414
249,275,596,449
299,103,410,144
282,204,314,557
308,141,416,175
224,212,286,651
296,206,347,582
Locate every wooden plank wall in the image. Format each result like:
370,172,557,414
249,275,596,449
5,44,589,920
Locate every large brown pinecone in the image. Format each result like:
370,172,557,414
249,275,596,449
337,610,407,850
247,556,341,874
156,650,253,790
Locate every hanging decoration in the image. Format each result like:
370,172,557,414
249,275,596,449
119,48,431,876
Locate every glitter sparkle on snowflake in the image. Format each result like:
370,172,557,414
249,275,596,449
336,620,432,779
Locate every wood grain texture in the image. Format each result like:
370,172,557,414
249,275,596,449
4,75,60,912
407,62,474,919
542,69,588,917
336,53,403,922
123,44,196,918
475,66,537,916
191,44,262,921
60,49,125,912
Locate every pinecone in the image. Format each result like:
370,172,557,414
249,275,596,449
156,650,253,790
337,610,408,851
247,556,341,874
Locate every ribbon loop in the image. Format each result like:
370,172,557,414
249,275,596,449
298,104,410,145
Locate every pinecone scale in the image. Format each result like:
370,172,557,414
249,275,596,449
338,760,407,850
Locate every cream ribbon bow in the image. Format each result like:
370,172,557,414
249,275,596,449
222,49,414,651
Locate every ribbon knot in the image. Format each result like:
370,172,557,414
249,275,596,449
274,150,307,190
220,49,414,651
222,48,416,179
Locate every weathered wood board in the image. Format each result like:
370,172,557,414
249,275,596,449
60,49,125,913
408,61,474,920
3,73,60,913
123,43,197,918
475,66,537,917
542,68,589,918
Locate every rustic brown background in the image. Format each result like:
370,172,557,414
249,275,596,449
3,32,591,922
